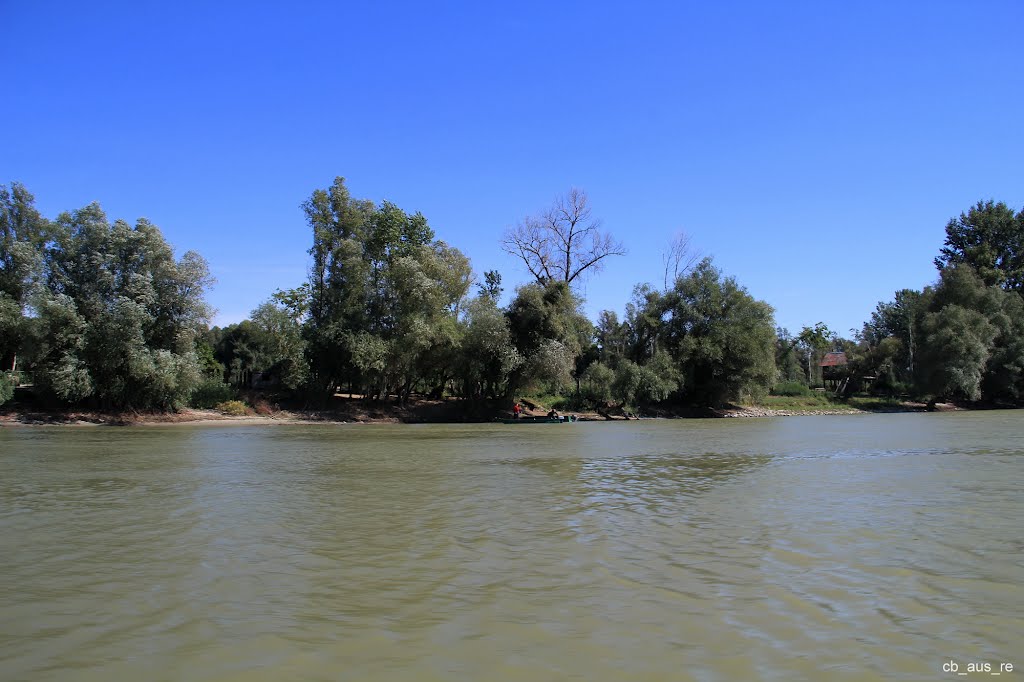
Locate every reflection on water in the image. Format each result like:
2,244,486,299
1,412,1022,681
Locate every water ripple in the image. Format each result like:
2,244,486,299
1,414,1022,681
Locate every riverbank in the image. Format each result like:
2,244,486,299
0,395,980,426
0,394,608,427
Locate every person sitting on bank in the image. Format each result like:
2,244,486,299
513,401,522,419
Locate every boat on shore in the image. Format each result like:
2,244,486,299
498,415,578,424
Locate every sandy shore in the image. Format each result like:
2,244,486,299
0,408,319,427
0,399,972,427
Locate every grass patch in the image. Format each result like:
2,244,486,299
748,394,840,411
750,394,915,412
521,393,562,409
770,381,813,397
844,396,910,411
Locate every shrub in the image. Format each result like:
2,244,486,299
0,372,14,407
191,377,236,408
771,381,812,397
580,361,614,404
214,400,249,416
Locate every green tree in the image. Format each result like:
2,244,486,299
935,200,1024,292
477,270,503,301
1,182,50,372
919,304,996,401
251,299,308,390
654,258,776,404
0,294,23,374
0,370,13,406
917,265,1024,403
579,361,614,403
774,328,804,384
195,340,224,377
595,310,628,365
622,284,664,363
796,322,835,386
611,359,643,405
300,177,473,402
383,242,471,402
458,295,522,398
302,177,375,394
35,204,212,409
505,280,592,395
214,320,271,387
862,289,923,386
31,294,93,403
523,338,576,393
0,182,49,305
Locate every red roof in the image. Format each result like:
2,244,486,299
819,351,848,367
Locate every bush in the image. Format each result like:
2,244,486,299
252,398,276,416
771,381,812,397
214,400,249,416
191,377,236,408
0,372,14,407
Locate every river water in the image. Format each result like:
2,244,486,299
1,412,1021,681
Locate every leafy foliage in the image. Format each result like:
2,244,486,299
858,204,1024,405
2,186,212,410
0,371,13,406
458,295,521,398
301,178,473,402
772,381,813,397
651,259,776,404
579,361,614,403
12,182,1019,418
214,400,249,416
935,200,1024,292
34,205,212,409
190,376,237,409
918,266,1024,402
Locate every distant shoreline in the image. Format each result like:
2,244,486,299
1,399,988,428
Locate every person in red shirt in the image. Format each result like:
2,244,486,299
512,401,522,419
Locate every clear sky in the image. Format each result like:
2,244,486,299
4,1,1022,336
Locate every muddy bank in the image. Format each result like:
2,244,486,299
0,398,979,427
0,396,607,427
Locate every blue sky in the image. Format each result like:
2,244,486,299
4,1,1022,336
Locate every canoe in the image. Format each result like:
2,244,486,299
499,415,578,424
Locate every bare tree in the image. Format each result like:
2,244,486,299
662,230,702,290
502,188,625,286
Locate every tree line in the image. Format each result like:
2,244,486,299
1,184,211,409
845,200,1024,405
3,178,1023,412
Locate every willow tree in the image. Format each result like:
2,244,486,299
504,280,593,396
34,203,212,409
301,177,472,401
652,258,777,404
918,265,1024,403
1,182,50,373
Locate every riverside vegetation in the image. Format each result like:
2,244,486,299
2,179,1023,419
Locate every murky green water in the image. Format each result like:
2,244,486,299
1,412,1022,681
